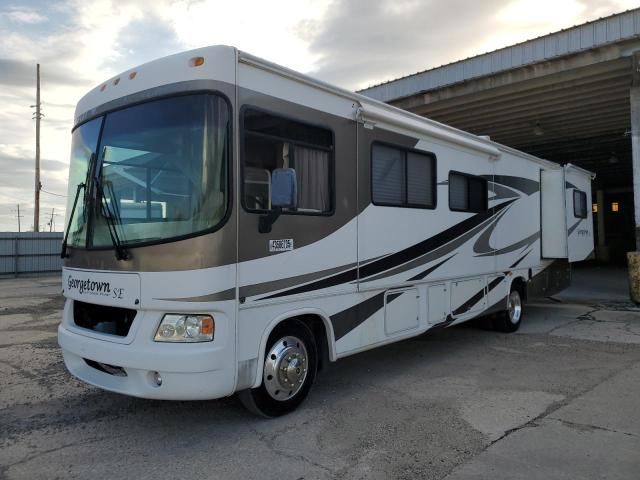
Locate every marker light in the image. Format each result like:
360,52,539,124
113,77,120,85
128,71,137,80
190,56,205,67
154,314,214,342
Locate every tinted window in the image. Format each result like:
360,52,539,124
574,189,587,218
93,94,230,247
371,144,436,208
66,94,230,249
242,108,332,214
449,172,487,213
66,117,103,247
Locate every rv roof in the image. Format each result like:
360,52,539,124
76,45,562,170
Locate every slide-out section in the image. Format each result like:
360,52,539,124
540,169,568,259
540,164,594,262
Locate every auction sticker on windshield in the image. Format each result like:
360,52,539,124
63,268,141,308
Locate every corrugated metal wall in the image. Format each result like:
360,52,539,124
0,233,63,275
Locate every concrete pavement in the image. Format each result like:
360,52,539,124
1,275,639,479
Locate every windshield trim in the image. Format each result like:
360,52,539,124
69,89,233,252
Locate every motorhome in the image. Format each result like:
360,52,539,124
58,46,594,416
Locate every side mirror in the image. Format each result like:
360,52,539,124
259,168,298,234
271,168,298,209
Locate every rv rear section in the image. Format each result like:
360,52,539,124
58,46,594,415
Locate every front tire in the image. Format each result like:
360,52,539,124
493,287,523,333
238,320,317,417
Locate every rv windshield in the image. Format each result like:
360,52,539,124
65,93,230,249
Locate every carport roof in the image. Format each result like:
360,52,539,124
361,9,640,104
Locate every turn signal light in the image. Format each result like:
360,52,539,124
190,56,205,67
201,317,214,336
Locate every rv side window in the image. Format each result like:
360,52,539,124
371,143,436,208
449,172,487,213
241,108,333,214
573,189,587,218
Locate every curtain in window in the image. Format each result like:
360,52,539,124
407,152,433,206
450,174,468,210
293,145,329,211
372,144,404,204
199,96,229,220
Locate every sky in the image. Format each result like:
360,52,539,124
0,0,637,231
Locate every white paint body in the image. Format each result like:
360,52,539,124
58,46,594,400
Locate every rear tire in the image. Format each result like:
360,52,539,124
238,320,317,417
493,287,523,333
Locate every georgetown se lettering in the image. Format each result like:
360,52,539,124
67,276,124,299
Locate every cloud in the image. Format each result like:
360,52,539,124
3,6,47,24
0,149,68,189
0,59,91,87
0,148,68,232
303,0,638,90
0,0,637,230
101,13,182,73
302,0,508,90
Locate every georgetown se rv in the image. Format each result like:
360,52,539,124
58,46,594,417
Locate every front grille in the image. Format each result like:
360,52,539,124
73,300,136,337
84,359,127,377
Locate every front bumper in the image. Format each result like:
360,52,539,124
58,318,235,401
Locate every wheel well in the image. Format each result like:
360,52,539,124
298,315,330,372
273,315,331,373
511,277,527,303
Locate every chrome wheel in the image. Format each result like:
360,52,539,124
263,335,308,401
507,290,522,324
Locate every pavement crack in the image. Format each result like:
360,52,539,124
1,434,127,477
576,306,603,322
546,318,581,335
483,362,638,450
549,418,639,438
250,427,335,476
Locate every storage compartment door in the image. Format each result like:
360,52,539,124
540,169,568,259
451,277,486,318
384,288,420,336
565,165,594,262
427,283,448,325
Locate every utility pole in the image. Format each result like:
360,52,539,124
32,64,42,232
49,207,55,232
16,204,23,232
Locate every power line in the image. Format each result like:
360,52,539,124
41,188,67,198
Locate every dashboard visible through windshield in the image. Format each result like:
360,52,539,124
64,93,230,249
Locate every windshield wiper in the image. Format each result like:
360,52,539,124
95,176,130,261
60,182,86,258
61,151,97,258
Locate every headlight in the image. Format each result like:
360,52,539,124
154,314,214,342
